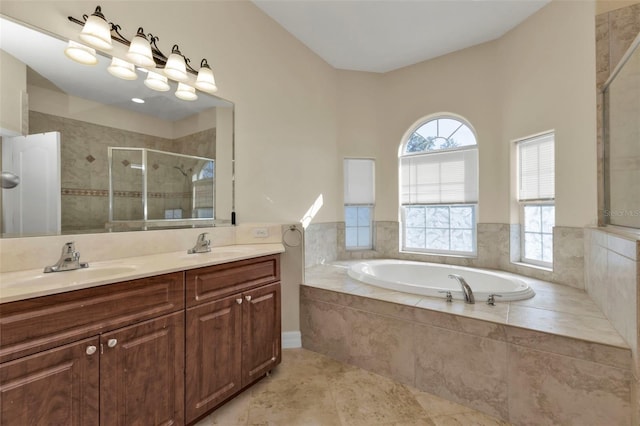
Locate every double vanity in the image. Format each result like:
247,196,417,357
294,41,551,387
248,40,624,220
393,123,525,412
0,243,284,425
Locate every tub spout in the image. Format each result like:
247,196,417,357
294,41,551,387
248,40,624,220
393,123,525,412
448,274,475,304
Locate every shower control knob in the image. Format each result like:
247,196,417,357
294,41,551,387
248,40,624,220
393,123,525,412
86,345,97,355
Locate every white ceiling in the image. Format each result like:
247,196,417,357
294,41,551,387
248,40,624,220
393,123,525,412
252,0,550,73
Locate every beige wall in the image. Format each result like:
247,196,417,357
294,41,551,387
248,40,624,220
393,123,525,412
0,0,601,229
336,0,598,228
501,0,597,227
0,1,340,227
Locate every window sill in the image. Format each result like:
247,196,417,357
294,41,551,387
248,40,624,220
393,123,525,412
510,261,553,273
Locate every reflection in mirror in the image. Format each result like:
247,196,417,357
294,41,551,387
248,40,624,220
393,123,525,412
0,15,234,238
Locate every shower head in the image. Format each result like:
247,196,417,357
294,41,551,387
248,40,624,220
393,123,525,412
173,165,188,177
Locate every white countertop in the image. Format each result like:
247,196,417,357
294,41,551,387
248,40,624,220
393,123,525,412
0,243,285,304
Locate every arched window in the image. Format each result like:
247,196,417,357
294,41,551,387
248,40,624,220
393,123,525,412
399,115,478,255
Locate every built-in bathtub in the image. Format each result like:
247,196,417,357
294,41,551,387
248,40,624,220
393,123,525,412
347,259,535,302
302,261,632,424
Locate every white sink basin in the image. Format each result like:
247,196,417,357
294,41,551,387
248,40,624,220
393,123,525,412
180,246,257,260
7,265,138,287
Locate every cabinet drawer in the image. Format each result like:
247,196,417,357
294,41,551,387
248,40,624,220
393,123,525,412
0,272,184,363
186,255,280,307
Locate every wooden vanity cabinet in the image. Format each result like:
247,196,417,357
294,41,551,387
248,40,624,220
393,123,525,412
0,272,185,426
185,255,281,423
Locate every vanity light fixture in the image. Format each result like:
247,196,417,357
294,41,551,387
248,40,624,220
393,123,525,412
78,6,112,50
144,70,170,92
64,40,98,65
175,82,197,101
195,59,218,93
126,28,156,68
107,57,137,80
67,5,219,97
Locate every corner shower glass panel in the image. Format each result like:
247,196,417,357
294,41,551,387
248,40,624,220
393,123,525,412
108,147,214,230
604,34,640,228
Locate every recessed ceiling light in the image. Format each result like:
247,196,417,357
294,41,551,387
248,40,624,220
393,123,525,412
131,97,145,104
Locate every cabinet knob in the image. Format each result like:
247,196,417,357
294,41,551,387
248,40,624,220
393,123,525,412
86,345,97,355
236,298,243,304
107,338,118,348
245,295,252,302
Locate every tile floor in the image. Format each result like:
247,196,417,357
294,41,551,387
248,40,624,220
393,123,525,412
195,348,511,426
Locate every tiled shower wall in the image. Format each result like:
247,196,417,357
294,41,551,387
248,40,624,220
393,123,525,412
305,221,585,288
29,111,216,233
594,6,640,422
596,2,640,225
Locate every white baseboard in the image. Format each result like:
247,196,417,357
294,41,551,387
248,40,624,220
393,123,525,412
282,331,302,348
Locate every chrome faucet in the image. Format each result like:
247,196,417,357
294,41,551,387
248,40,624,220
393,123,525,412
188,232,211,254
448,274,475,304
44,242,89,273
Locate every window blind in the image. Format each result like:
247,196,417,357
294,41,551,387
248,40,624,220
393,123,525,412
518,133,555,201
400,148,478,204
344,158,375,204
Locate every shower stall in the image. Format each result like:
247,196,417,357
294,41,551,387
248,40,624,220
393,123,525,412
108,147,215,231
603,31,640,229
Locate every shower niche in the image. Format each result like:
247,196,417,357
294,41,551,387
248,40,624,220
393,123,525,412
108,147,215,231
603,32,640,229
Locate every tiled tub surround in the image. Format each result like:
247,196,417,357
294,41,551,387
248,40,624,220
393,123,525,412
301,262,632,425
306,221,585,288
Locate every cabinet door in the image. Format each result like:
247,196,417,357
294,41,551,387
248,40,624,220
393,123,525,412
100,312,184,426
242,282,281,387
185,293,243,423
0,337,99,426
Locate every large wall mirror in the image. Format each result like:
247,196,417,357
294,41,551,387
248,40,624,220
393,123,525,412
0,15,234,238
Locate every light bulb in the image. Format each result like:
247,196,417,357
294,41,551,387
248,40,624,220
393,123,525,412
164,45,188,82
144,71,170,92
175,83,197,101
195,59,218,93
64,40,98,65
107,57,137,80
79,6,112,50
126,28,155,68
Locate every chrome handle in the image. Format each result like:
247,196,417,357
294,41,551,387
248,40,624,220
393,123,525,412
245,295,252,302
107,338,118,348
438,290,453,302
486,294,503,306
86,345,97,355
236,298,243,304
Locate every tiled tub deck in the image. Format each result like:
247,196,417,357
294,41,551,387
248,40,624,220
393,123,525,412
301,262,633,426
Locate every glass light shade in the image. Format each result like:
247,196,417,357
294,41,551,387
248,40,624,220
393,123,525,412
107,57,137,80
195,66,218,93
126,34,155,67
164,52,188,82
175,83,197,101
79,13,112,50
144,71,170,92
64,40,98,65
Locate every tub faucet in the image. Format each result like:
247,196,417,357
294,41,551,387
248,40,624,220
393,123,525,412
448,274,475,304
188,232,211,254
44,242,89,273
